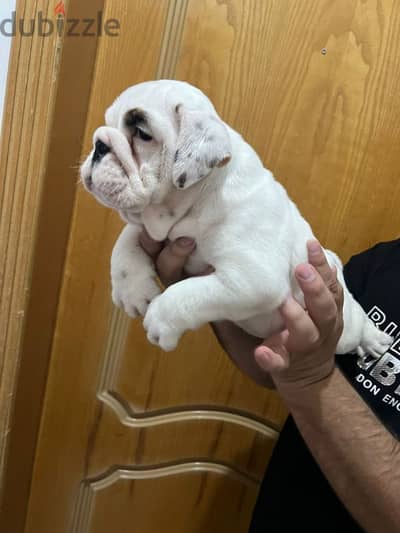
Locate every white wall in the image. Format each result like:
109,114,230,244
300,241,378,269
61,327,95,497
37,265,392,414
0,0,16,126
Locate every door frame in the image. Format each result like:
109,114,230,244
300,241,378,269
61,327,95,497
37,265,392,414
0,0,104,531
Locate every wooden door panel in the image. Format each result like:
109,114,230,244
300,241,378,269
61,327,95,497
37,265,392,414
24,1,400,532
25,1,284,532
73,470,258,533
115,321,286,424
23,1,171,531
82,402,276,479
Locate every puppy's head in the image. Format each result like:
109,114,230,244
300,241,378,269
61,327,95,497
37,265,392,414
81,80,232,212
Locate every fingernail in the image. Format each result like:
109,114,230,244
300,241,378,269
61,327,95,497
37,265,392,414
296,264,316,281
260,347,273,359
255,347,273,370
308,241,321,255
176,237,195,247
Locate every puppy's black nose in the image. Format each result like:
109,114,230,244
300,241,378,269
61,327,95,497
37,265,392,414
178,172,187,189
92,140,110,164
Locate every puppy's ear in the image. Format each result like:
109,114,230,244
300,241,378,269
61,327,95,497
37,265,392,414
173,104,232,189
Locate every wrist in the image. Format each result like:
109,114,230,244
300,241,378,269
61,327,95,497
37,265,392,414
272,358,335,399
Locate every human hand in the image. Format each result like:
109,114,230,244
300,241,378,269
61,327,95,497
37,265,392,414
254,240,344,390
139,227,213,286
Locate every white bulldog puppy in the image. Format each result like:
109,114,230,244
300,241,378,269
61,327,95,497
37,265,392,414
81,79,392,355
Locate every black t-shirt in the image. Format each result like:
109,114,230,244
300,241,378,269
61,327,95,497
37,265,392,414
250,239,400,532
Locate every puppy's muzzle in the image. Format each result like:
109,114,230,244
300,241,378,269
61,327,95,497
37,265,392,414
83,140,110,191
80,127,153,210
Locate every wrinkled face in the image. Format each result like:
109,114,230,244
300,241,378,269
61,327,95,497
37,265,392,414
80,80,232,213
80,118,163,213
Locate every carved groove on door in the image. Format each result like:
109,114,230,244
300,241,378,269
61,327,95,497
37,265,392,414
98,308,130,392
98,391,279,437
71,462,258,533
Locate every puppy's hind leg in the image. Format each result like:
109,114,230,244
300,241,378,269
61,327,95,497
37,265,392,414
325,250,392,357
337,289,392,357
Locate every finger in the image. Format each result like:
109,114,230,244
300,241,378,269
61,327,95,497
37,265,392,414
279,296,321,352
255,330,290,372
255,345,289,373
157,237,196,286
139,227,164,260
307,240,341,297
295,263,338,337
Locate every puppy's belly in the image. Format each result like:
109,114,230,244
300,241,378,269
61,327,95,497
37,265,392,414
235,310,285,339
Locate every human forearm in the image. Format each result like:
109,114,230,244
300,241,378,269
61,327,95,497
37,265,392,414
211,321,274,388
277,367,400,533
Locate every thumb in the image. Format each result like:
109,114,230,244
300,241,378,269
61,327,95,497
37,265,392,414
254,330,290,373
156,237,196,286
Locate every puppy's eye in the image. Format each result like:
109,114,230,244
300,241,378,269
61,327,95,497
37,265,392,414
135,128,153,142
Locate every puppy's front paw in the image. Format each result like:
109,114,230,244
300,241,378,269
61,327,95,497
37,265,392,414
112,272,161,318
143,296,184,351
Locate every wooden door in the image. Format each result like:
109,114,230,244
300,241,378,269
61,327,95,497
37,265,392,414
23,1,286,532
12,1,400,532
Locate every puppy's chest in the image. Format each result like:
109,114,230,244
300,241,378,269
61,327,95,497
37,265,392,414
142,203,203,242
